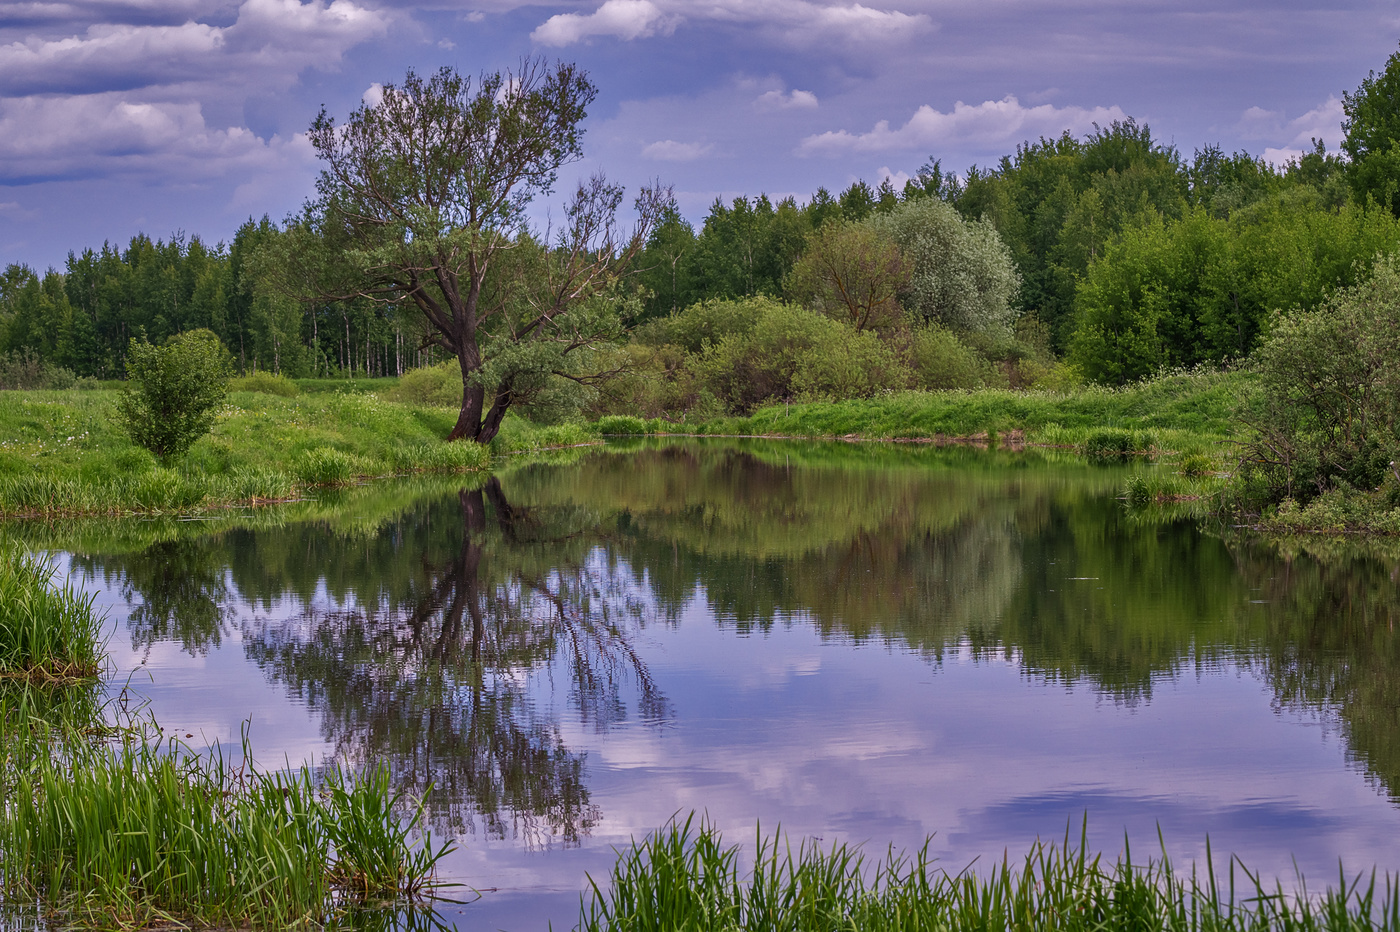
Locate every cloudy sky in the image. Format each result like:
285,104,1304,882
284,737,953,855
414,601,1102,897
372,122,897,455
1,0,1396,269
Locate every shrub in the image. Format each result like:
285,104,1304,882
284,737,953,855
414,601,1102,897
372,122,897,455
0,349,77,390
902,325,994,390
116,329,233,459
691,303,909,414
1235,256,1400,508
385,361,461,407
633,297,765,353
230,371,299,396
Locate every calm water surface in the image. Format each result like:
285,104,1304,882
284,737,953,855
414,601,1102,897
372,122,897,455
20,439,1400,930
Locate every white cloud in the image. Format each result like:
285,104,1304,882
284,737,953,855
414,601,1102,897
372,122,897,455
531,0,675,46
362,81,383,106
876,166,910,189
0,93,310,183
0,0,388,94
641,139,713,161
1236,97,1346,168
531,0,931,47
755,88,818,110
798,95,1129,155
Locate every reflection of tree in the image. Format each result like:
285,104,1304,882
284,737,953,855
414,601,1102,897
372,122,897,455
57,441,1400,833
241,480,666,847
1230,539,1400,800
75,538,233,657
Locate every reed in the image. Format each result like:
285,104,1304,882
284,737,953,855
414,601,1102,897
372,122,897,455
0,543,103,683
580,816,1400,932
0,731,454,930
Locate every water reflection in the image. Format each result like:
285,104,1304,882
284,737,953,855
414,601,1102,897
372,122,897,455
21,440,1400,856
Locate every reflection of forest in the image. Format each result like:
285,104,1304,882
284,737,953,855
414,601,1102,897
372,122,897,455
51,441,1400,826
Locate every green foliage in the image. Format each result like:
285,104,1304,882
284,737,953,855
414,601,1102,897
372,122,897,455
634,296,764,354
1071,200,1400,384
229,370,299,396
785,220,911,330
1343,42,1400,213
1235,257,1400,510
903,325,999,390
389,440,493,473
0,542,103,682
0,349,77,390
116,328,233,459
690,366,1241,443
385,361,460,407
689,301,910,414
871,196,1021,336
1179,452,1215,478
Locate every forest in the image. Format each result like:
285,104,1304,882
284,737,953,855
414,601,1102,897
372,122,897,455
2,47,1398,416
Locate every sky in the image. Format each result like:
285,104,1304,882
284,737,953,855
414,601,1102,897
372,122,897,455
0,0,1396,270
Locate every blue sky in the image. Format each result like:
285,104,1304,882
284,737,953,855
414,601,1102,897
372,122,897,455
1,0,1396,270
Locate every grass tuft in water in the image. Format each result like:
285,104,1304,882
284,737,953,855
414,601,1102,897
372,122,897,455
0,730,455,930
581,816,1400,932
0,543,103,683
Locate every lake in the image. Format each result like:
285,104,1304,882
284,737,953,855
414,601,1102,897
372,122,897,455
17,438,1400,930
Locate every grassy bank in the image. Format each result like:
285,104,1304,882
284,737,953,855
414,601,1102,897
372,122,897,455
582,817,1400,932
0,387,598,518
0,540,454,929
0,543,103,683
684,366,1242,454
0,733,452,929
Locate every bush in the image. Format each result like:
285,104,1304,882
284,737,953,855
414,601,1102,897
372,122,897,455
116,329,233,459
1235,256,1400,508
633,298,763,353
902,325,994,390
0,350,77,390
690,302,909,414
230,371,299,397
385,362,460,407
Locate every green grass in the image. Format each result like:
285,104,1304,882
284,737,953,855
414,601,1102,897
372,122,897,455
680,367,1245,450
0,542,104,683
582,816,1400,932
0,387,497,517
0,732,453,930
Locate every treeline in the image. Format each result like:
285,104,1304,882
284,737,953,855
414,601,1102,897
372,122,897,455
631,126,1395,373
2,121,1397,391
0,220,442,381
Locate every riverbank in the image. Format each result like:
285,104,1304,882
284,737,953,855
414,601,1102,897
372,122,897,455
0,387,594,518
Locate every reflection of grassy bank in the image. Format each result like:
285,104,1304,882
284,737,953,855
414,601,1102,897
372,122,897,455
583,817,1400,932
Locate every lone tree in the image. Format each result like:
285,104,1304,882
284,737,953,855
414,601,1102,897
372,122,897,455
307,60,666,442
